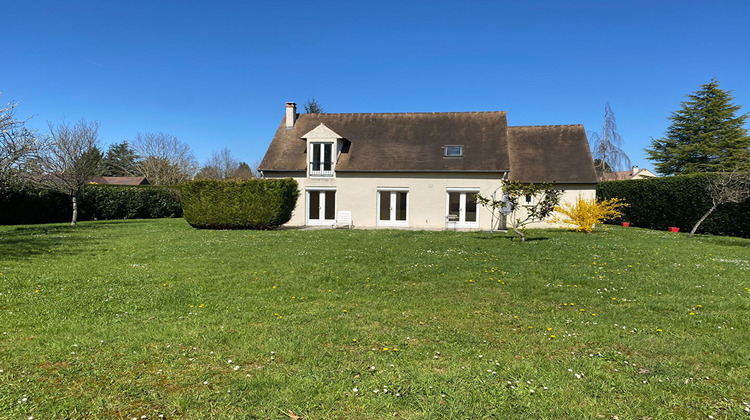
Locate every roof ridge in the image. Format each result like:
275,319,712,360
301,111,507,116
509,124,583,128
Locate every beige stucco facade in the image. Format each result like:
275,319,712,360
265,171,595,230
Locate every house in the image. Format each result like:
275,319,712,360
258,102,597,230
88,176,150,185
604,166,658,181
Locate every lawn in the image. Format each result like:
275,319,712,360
1,219,749,419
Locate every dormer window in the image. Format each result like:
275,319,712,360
310,142,333,176
444,145,463,157
302,123,344,178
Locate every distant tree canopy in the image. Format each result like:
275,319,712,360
0,92,45,188
101,141,140,176
132,132,198,185
196,147,254,180
590,102,630,181
646,79,750,175
234,162,255,179
304,98,324,113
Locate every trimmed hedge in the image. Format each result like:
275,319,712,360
0,185,71,225
79,185,182,220
0,184,182,225
181,178,299,229
597,174,750,238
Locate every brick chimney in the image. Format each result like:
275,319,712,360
285,102,297,128
632,165,639,176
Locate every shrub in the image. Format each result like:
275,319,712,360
1,184,182,225
597,174,750,238
181,178,299,229
79,185,182,220
553,194,627,233
0,185,71,225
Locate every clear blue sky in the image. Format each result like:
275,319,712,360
3,0,749,172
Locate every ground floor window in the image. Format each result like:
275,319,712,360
307,189,336,225
446,189,479,228
377,189,408,227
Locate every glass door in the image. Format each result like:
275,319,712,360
378,190,408,227
308,190,336,225
447,190,478,228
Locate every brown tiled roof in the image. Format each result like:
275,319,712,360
259,112,510,173
506,125,597,183
604,169,657,181
88,176,150,185
259,110,597,183
605,171,634,181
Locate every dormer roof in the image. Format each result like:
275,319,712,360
301,123,344,140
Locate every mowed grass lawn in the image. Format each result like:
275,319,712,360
1,219,749,419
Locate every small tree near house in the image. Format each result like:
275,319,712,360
476,180,563,241
688,170,750,238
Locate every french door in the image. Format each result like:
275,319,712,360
307,189,336,225
377,189,408,227
447,190,478,228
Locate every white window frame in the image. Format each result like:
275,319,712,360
306,187,336,225
376,188,409,227
309,142,334,177
446,188,480,228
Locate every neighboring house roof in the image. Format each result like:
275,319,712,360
259,108,598,183
604,167,658,181
88,176,150,185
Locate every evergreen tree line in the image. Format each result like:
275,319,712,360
590,80,748,180
645,79,750,175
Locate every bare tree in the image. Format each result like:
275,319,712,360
688,170,750,238
0,94,46,188
196,147,240,179
132,132,197,185
590,102,630,180
249,157,263,178
32,119,101,226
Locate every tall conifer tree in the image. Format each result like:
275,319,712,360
101,141,139,176
646,79,749,175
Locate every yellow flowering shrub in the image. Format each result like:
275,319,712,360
552,194,628,233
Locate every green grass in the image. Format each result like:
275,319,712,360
1,219,749,419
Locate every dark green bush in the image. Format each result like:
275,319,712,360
0,185,71,225
0,184,182,225
597,174,750,238
181,179,299,229
79,185,182,220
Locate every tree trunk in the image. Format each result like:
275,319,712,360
71,195,78,226
511,222,526,242
688,202,716,238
